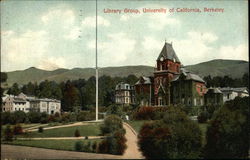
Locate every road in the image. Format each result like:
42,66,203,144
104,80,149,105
1,122,144,159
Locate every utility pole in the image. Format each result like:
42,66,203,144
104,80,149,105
95,0,98,121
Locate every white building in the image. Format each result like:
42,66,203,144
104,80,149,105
219,87,249,103
2,93,61,114
115,82,135,105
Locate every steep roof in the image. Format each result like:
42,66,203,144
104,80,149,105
157,42,181,63
135,76,152,85
219,87,249,94
171,67,205,83
115,82,132,90
207,88,222,94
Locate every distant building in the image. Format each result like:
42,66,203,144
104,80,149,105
115,82,135,105
134,76,154,106
204,88,223,106
1,93,61,114
219,87,249,102
171,68,207,106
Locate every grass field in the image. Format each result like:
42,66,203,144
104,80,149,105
127,120,152,133
18,124,101,138
3,139,102,151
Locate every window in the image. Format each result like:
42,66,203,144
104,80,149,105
227,94,230,99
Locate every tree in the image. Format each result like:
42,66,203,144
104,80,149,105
4,125,13,141
204,97,249,159
13,124,23,135
100,115,123,135
138,106,202,159
7,83,21,95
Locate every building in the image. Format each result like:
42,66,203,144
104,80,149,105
153,42,181,106
1,93,61,114
204,88,223,106
171,68,207,106
133,42,207,107
219,87,249,102
134,76,154,106
115,82,135,105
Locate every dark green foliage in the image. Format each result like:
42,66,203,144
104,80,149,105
38,126,44,133
40,112,49,124
74,129,80,137
4,125,13,141
198,111,209,123
27,112,42,123
13,124,23,135
204,97,249,159
75,141,84,151
1,72,8,82
76,111,95,121
85,136,88,140
133,106,169,120
106,104,124,117
100,115,123,135
7,83,21,95
98,115,127,155
138,106,202,159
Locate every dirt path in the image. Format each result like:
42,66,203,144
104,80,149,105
122,122,144,159
25,122,99,132
17,136,105,140
1,144,122,159
2,121,144,159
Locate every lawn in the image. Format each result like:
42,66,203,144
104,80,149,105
3,139,102,151
18,124,101,138
127,120,152,133
198,123,208,146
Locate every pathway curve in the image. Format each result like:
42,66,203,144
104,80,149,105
122,122,144,159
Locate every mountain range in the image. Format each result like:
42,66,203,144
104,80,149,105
2,59,249,86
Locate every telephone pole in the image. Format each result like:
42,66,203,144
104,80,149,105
95,0,98,121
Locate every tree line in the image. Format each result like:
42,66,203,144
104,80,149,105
203,73,249,88
5,75,138,112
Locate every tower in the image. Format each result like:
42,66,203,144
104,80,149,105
154,42,181,106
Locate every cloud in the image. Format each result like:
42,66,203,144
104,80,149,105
88,32,136,66
63,26,81,40
147,13,180,30
218,44,248,61
41,9,75,28
38,57,66,70
82,16,110,27
142,36,162,50
1,30,49,71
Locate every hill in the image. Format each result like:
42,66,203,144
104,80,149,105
2,59,249,86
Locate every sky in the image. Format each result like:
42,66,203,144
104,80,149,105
1,0,248,72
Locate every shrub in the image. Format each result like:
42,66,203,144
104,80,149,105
138,106,202,159
197,111,209,123
38,126,44,133
100,115,123,135
107,104,124,117
74,129,80,137
13,111,26,123
85,136,88,140
13,124,23,135
204,97,249,159
77,111,95,121
83,141,92,152
4,125,13,141
40,112,49,124
75,141,84,151
27,112,41,123
98,115,127,155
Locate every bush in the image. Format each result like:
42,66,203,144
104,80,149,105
100,115,123,135
40,112,49,124
98,115,127,155
77,111,95,121
197,111,209,123
38,126,44,133
85,136,88,140
13,111,26,124
133,106,169,120
204,97,249,159
74,129,80,137
138,106,202,159
27,112,41,123
107,104,124,117
75,141,84,151
4,125,13,141
13,124,23,135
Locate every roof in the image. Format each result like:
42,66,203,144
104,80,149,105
157,42,181,63
171,68,205,83
207,88,222,94
219,87,249,94
135,76,152,85
115,82,132,90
